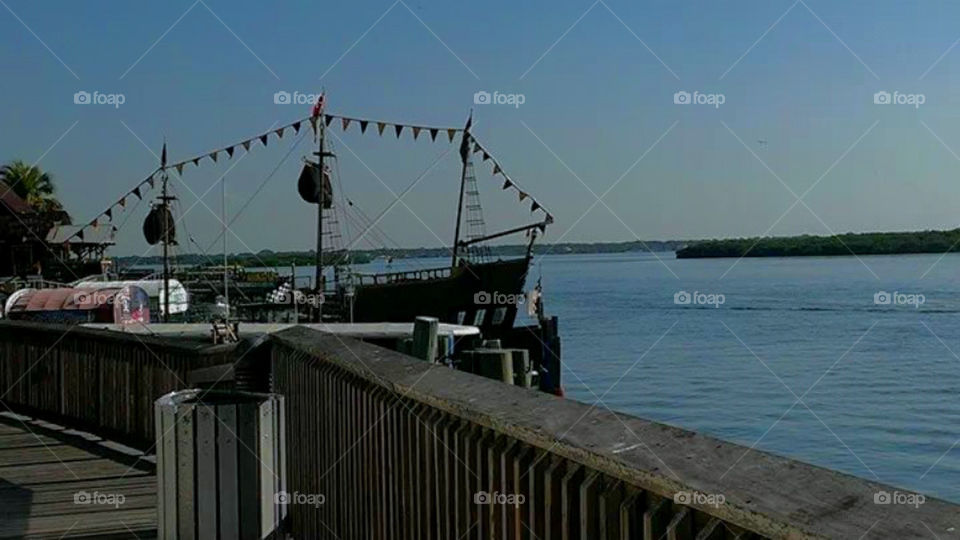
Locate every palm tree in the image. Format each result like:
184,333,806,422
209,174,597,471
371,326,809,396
0,160,70,224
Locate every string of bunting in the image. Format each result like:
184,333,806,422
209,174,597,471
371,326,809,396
62,113,468,244
467,134,554,229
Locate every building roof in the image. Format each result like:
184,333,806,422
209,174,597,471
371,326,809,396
46,224,115,245
0,181,35,215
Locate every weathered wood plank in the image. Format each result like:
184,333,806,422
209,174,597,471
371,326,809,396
0,419,157,539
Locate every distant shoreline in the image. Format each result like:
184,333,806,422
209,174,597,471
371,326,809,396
114,239,688,268
113,229,960,267
676,229,960,259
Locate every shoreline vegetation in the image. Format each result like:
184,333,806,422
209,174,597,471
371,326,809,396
113,229,960,268
675,229,960,259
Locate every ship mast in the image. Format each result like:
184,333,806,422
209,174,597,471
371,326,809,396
160,143,171,323
313,97,334,321
451,112,472,268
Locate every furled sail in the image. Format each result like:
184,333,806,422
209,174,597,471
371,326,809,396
142,205,176,245
297,162,333,208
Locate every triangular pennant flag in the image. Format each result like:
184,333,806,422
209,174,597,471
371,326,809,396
395,124,404,138
473,143,482,153
502,178,512,190
447,129,457,142
210,151,218,163
412,127,421,140
242,140,251,151
430,128,438,141
104,208,113,221
342,117,351,131
531,201,541,212
518,191,528,202
118,197,126,208
132,187,141,200
260,134,268,146
292,121,301,134
192,158,200,166
111,225,118,234
77,229,84,241
275,127,285,139
90,219,99,231
226,147,235,158
176,163,185,174
360,120,369,134
325,114,334,127
538,223,547,233
147,177,155,189
546,213,554,224
377,122,387,135
482,152,490,161
493,164,502,175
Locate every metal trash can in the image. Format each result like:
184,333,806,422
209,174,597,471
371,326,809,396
155,389,285,539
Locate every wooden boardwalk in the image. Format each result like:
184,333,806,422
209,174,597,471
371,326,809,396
0,413,156,539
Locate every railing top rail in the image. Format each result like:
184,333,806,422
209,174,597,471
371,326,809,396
271,326,960,540
0,320,237,355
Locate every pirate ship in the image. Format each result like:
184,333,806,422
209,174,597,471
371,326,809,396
54,96,563,393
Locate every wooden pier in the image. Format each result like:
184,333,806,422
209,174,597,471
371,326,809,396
0,413,156,539
0,320,958,538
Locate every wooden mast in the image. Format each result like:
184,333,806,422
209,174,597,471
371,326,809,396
451,111,472,268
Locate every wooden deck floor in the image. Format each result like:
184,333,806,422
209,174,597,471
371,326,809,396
0,413,156,539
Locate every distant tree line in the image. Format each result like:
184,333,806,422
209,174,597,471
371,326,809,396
676,230,960,258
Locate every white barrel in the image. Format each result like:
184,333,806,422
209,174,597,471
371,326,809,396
155,389,286,539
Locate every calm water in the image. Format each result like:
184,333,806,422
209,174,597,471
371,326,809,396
292,251,960,502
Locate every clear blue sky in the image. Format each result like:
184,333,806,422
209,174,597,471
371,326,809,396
3,0,960,256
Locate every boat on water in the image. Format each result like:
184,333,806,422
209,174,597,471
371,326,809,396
1,95,564,394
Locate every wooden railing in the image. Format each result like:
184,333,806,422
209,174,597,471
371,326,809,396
270,326,959,540
0,321,236,449
0,321,957,538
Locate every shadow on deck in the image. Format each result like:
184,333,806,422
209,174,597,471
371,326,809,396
0,412,156,539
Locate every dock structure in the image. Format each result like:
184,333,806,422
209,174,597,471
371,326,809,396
0,413,156,538
0,320,958,538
